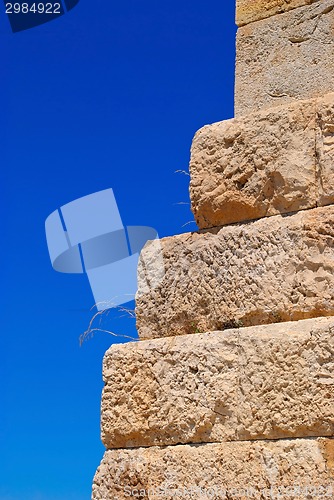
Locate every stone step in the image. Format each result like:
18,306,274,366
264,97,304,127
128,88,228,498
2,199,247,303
190,93,334,229
236,0,318,27
92,438,334,499
101,317,334,450
136,206,334,340
235,0,334,116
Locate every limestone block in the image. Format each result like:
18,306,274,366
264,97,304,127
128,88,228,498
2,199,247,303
101,317,334,449
92,438,334,499
316,93,334,206
236,0,318,26
136,206,334,339
237,318,334,441
190,93,334,228
235,0,334,116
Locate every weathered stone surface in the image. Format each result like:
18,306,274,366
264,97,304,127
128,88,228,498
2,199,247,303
237,318,334,442
190,99,310,228
235,0,334,116
136,206,334,339
101,317,334,449
190,93,334,228
236,0,318,26
92,438,334,499
316,93,334,206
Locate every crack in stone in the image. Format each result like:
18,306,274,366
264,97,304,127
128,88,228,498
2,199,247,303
314,100,321,208
288,3,334,43
265,92,290,98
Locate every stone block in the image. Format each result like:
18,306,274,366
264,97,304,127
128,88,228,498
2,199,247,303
236,0,318,27
235,0,334,116
101,317,334,449
190,93,334,228
136,206,334,339
92,438,334,499
316,93,334,206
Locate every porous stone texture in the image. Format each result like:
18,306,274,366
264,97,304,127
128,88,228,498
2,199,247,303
101,317,334,449
235,0,334,116
190,94,334,228
136,206,334,339
236,0,318,26
316,93,334,206
92,438,334,499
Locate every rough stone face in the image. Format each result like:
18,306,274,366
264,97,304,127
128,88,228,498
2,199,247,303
236,0,318,26
101,317,334,449
92,438,334,499
235,0,334,116
136,206,334,339
190,96,328,228
316,93,334,206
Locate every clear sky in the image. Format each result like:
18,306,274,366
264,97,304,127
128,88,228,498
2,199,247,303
1,1,236,498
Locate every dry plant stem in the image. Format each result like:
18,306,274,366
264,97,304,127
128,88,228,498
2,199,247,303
175,169,190,176
79,302,137,346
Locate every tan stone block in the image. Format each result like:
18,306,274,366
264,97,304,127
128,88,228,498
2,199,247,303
316,93,334,206
190,93,334,228
136,206,334,339
236,0,318,26
190,98,316,228
235,0,334,116
101,328,240,448
101,317,334,449
237,317,334,441
92,438,334,499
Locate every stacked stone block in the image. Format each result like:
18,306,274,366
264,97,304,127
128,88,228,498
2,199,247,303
235,0,334,115
93,1,334,497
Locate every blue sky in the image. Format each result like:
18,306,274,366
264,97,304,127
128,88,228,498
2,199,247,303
0,1,236,498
